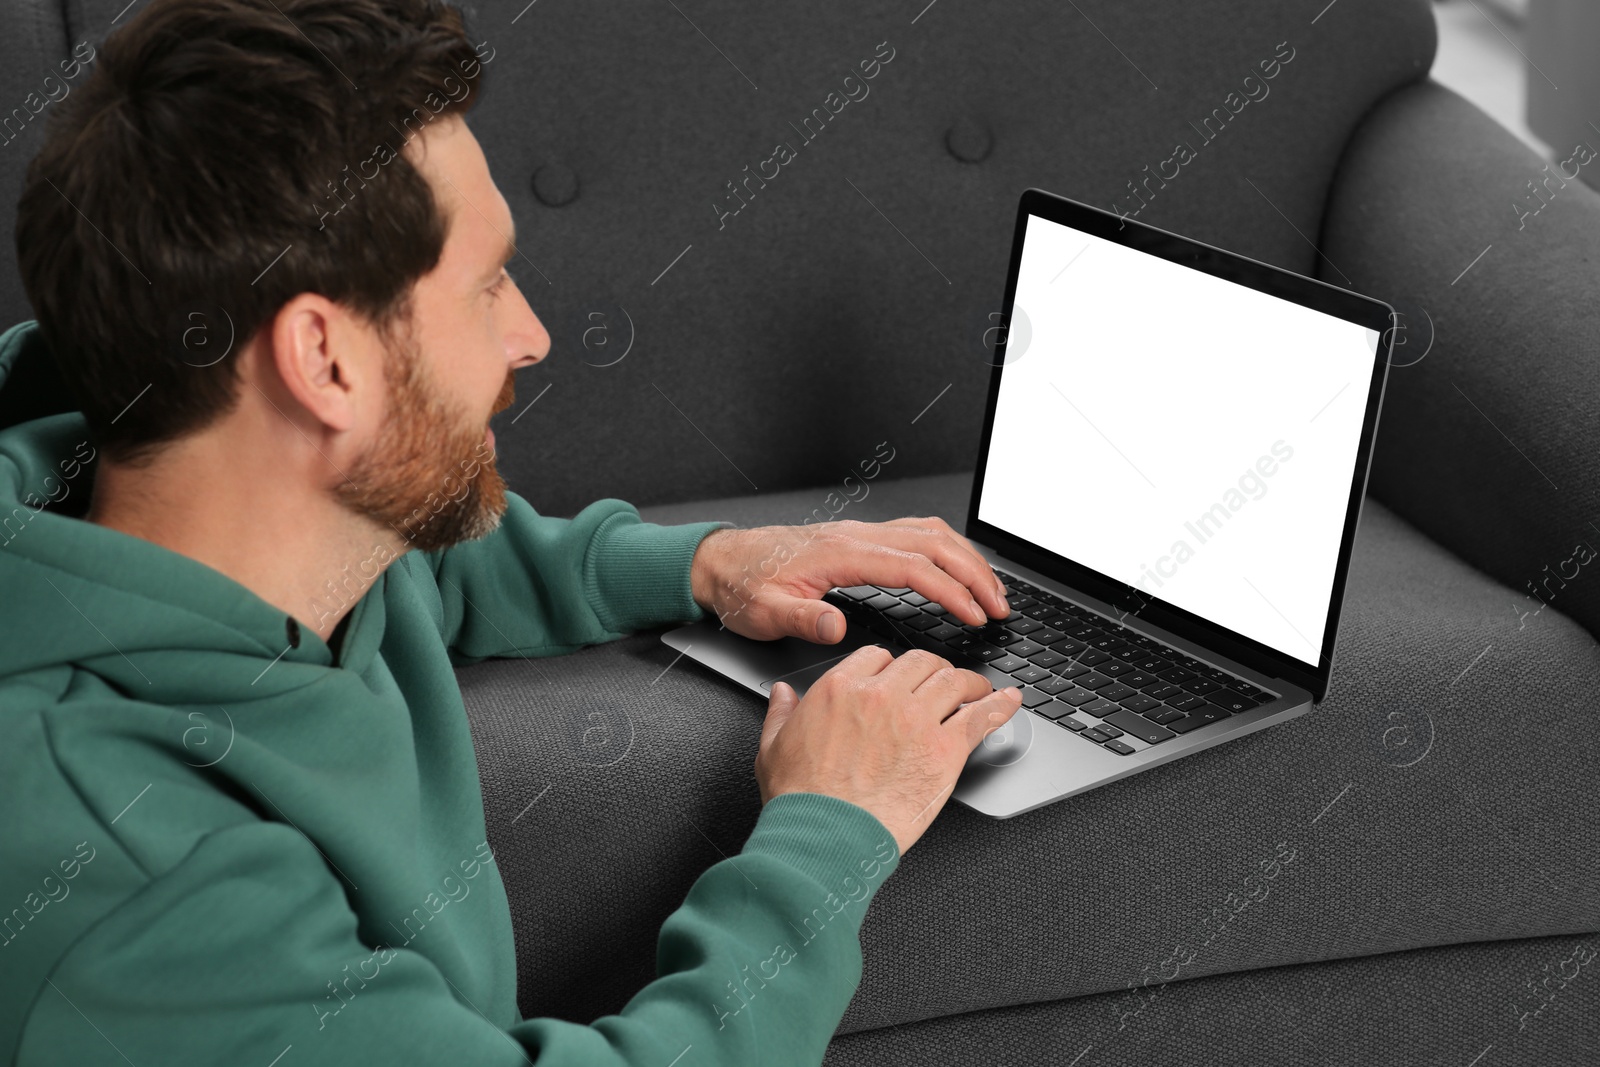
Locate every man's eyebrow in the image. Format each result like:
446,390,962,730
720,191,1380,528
483,225,517,283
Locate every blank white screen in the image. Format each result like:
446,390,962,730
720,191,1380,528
978,214,1378,667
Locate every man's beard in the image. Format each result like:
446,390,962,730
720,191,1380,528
335,319,515,553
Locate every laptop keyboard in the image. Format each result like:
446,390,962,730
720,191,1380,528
822,566,1278,757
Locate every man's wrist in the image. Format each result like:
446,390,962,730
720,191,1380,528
690,526,737,615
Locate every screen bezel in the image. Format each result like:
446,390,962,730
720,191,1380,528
965,188,1393,703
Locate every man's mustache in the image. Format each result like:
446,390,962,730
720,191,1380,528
491,371,515,416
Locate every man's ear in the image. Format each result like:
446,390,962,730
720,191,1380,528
268,293,367,435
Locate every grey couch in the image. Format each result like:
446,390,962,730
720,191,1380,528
5,0,1597,1063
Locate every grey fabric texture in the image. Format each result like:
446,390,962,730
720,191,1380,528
1322,78,1600,643
3,0,1437,513
820,932,1600,1067
459,472,1600,1033
0,0,68,422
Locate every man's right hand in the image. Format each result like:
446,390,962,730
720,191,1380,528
753,645,1024,855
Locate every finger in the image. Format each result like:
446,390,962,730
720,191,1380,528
826,642,896,681
758,680,801,753
776,595,847,643
848,522,1007,622
909,662,995,710
944,686,1023,748
885,516,1009,608
826,538,993,627
876,647,957,694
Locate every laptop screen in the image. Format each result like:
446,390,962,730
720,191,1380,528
976,212,1381,669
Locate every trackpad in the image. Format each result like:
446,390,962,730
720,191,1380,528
759,649,861,696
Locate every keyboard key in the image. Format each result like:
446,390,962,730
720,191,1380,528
902,614,942,632
923,603,948,616
1096,723,1124,738
1098,682,1137,703
1022,605,1063,622
924,623,964,643
981,628,1020,646
1056,688,1098,707
1074,672,1112,691
1006,640,1046,658
900,591,929,606
1028,650,1070,669
967,644,1008,663
974,664,1018,688
876,587,912,596
1146,683,1183,701
1003,617,1045,635
1051,661,1089,680
1097,660,1133,677
1090,635,1129,652
1167,692,1206,712
1077,649,1112,666
1033,700,1073,720
1018,687,1055,708
991,655,1029,673
1212,691,1257,713
1120,693,1161,714
885,603,923,621
1030,627,1066,646
1004,595,1038,610
1185,677,1224,694
835,586,881,601
1165,706,1229,734
1034,676,1073,696
1103,739,1136,755
1013,665,1052,685
1148,707,1187,724
862,593,900,611
1122,672,1162,689
1103,709,1176,744
1058,715,1088,731
1049,637,1088,656
1080,697,1118,716
1133,655,1172,672
1157,666,1198,685
1081,727,1113,743
1064,624,1101,640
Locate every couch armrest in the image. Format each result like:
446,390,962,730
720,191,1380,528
1321,78,1600,639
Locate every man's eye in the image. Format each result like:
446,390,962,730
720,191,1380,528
488,270,511,297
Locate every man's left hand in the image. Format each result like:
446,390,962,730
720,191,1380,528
689,517,1012,643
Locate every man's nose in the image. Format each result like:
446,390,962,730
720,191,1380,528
510,305,550,370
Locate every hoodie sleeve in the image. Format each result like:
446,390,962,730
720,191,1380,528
13,792,900,1067
417,492,735,665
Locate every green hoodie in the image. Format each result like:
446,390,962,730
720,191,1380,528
0,319,900,1066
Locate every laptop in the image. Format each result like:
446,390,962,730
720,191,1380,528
663,187,1392,819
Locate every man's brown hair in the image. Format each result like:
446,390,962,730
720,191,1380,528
14,0,489,464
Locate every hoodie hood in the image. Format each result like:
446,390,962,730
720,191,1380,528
0,319,369,701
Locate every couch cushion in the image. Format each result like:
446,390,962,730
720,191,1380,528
7,0,1435,513
1323,78,1600,644
821,932,1600,1066
459,471,1599,1028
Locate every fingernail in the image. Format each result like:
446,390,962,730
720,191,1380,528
968,597,984,620
818,612,842,641
1002,686,1021,699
